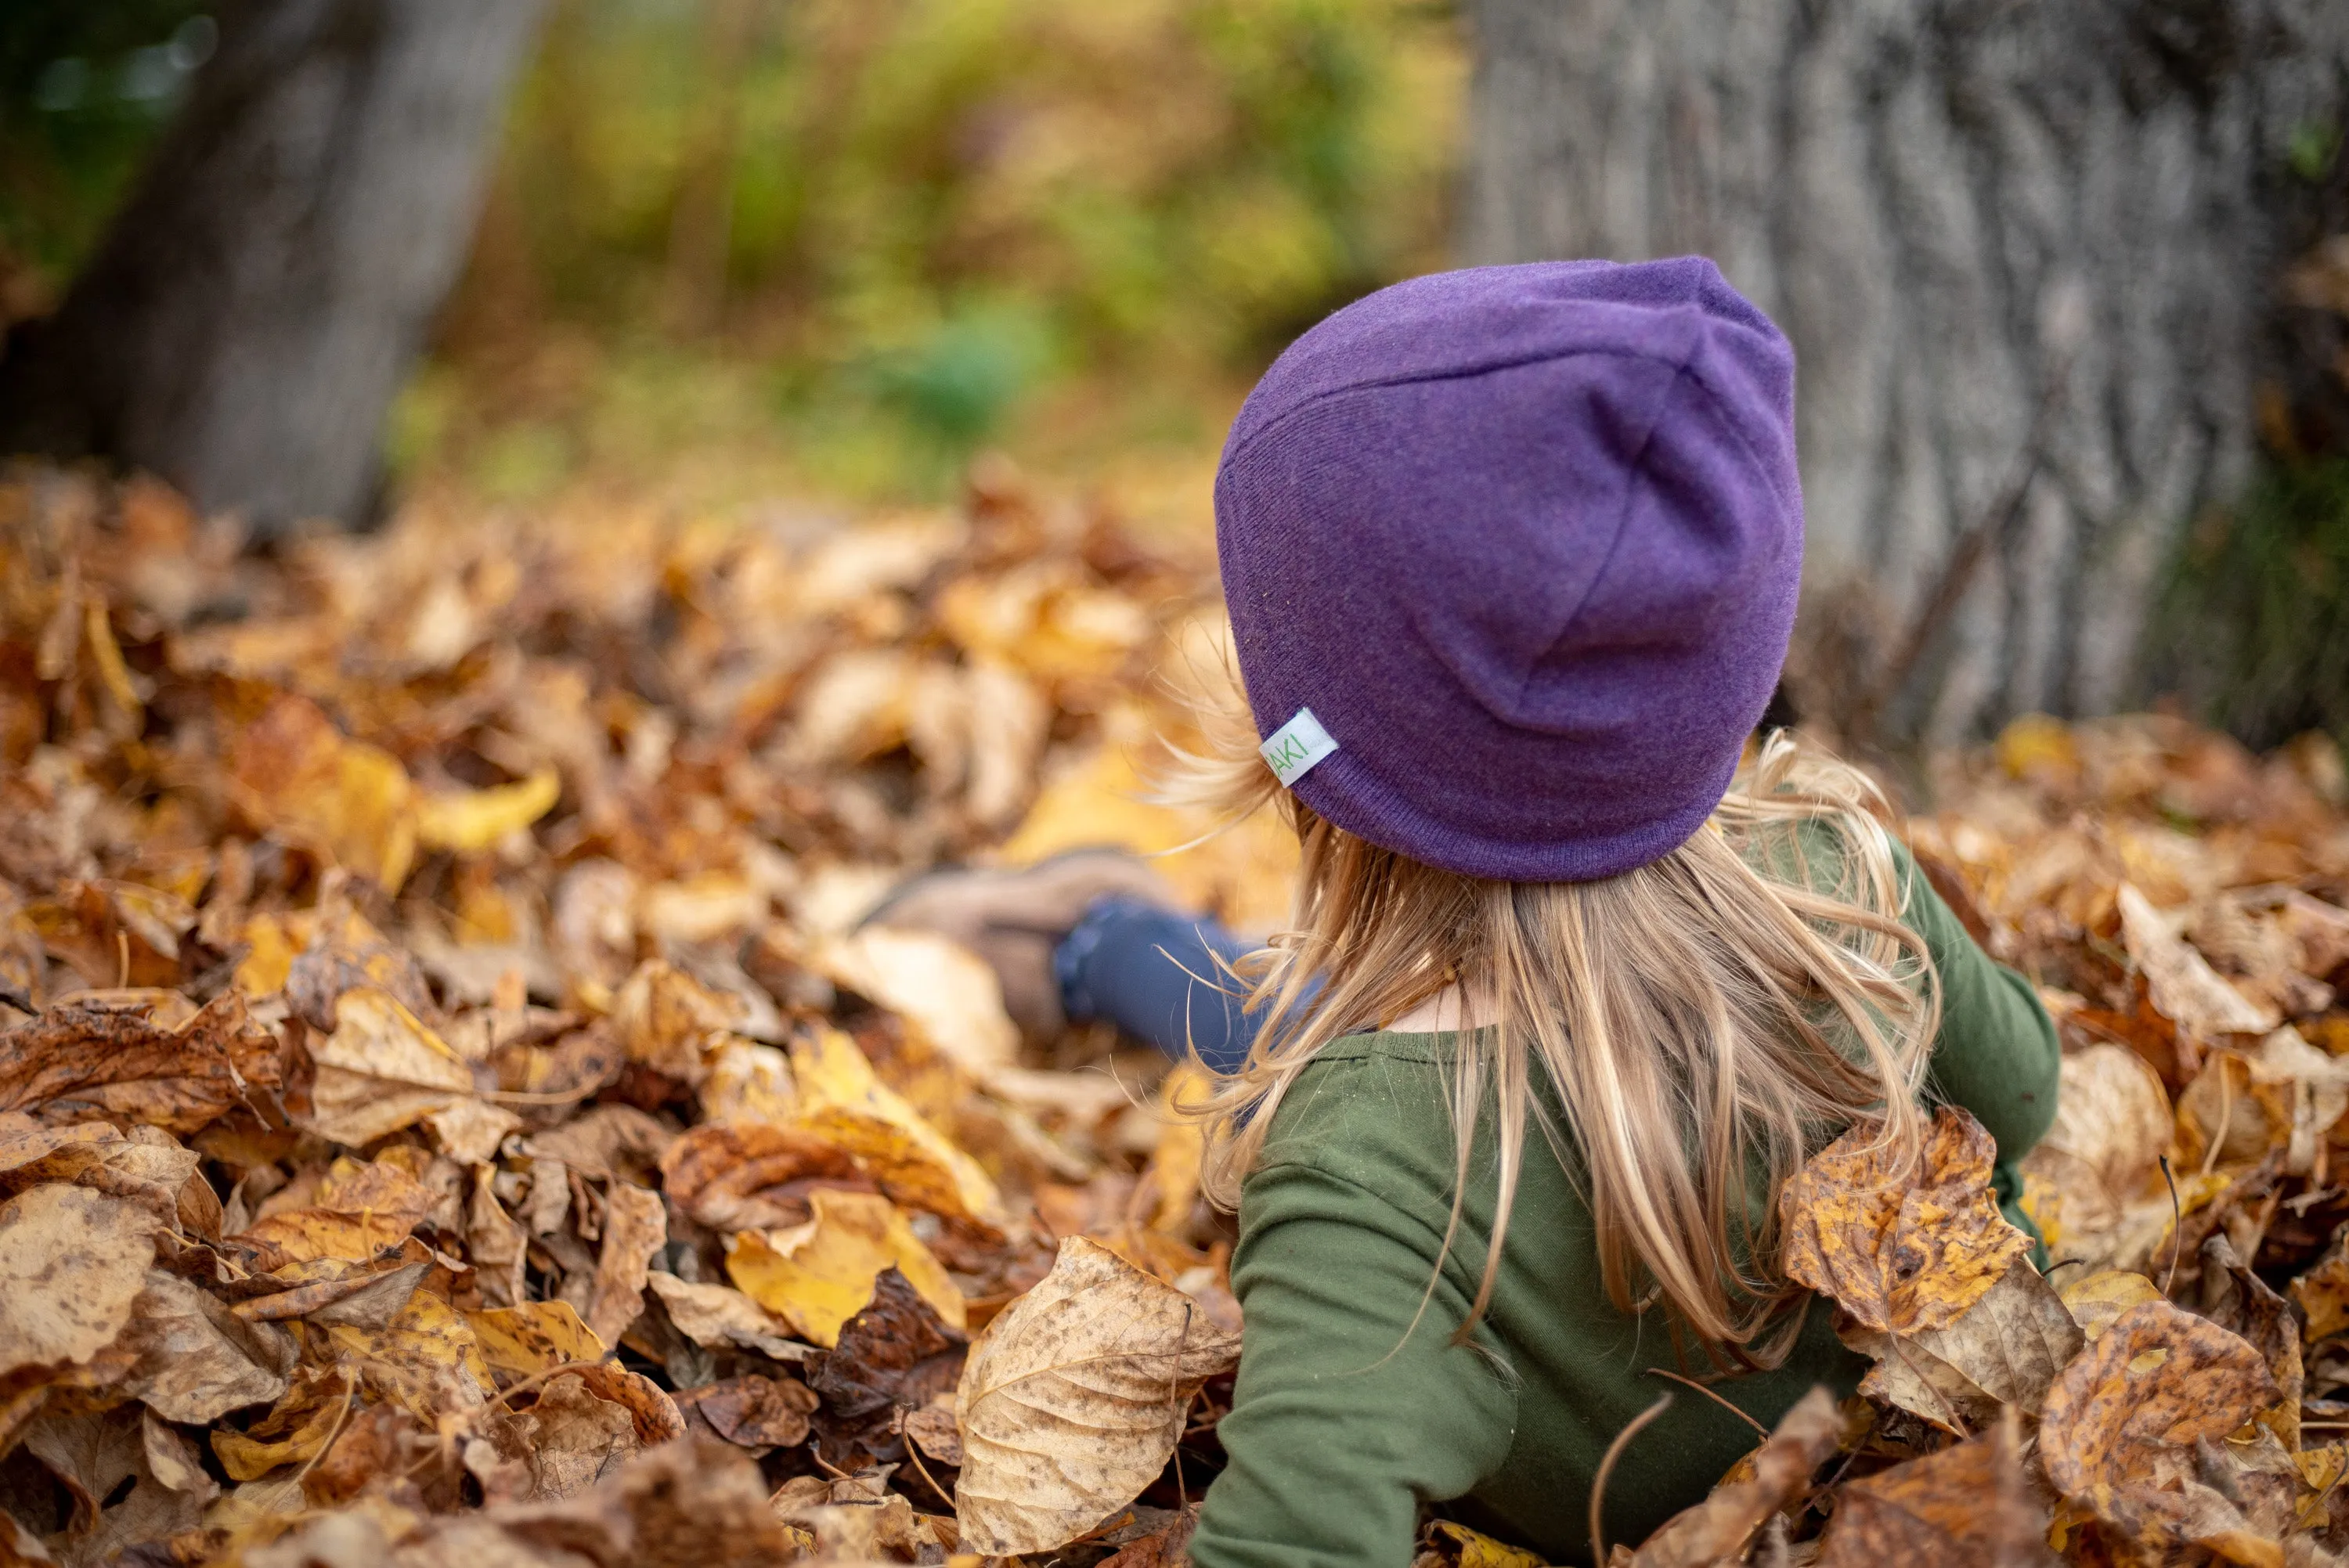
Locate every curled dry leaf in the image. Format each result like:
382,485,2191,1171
118,1267,293,1422
2116,883,2281,1041
1629,1386,1841,1568
1812,1409,2050,1568
583,1181,667,1347
1778,1105,2031,1336
0,994,282,1135
791,1025,1009,1231
684,1372,820,1448
644,1269,811,1361
1846,1256,2083,1426
811,925,1021,1077
954,1236,1240,1555
2040,1298,2277,1512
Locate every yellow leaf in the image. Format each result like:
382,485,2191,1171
324,1288,491,1422
210,1371,349,1482
233,913,298,997
466,1300,608,1379
1431,1520,1549,1568
725,1188,963,1349
413,769,560,854
791,1026,1005,1231
229,694,418,892
303,986,474,1146
2059,1269,2165,1343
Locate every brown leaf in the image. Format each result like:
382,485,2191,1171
303,986,473,1146
1778,1105,2031,1336
117,1267,293,1422
955,1235,1239,1555
684,1372,819,1449
2197,1232,2304,1449
0,1184,156,1379
2119,883,2282,1040
0,994,282,1135
1630,1386,1842,1567
643,1270,810,1361
584,1180,666,1347
725,1187,963,1348
2040,1297,2278,1509
1844,1256,2083,1426
659,1119,864,1231
467,1299,607,1380
1812,1410,2051,1567
20,1404,212,1567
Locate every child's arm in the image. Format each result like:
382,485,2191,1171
1189,1154,1520,1568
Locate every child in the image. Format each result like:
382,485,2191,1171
873,258,2060,1567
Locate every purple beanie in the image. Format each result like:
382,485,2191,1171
1215,257,1803,884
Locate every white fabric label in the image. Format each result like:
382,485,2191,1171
1260,707,1338,787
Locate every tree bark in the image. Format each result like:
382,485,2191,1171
0,0,547,532
1462,0,2349,742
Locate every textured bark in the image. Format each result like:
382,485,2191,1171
1463,0,2349,741
0,0,547,532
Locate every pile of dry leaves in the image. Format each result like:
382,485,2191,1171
9,458,2349,1568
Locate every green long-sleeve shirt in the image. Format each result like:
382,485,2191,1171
1188,842,2059,1568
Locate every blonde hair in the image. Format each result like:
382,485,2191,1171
1161,668,1939,1366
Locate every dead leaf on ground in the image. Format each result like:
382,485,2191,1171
2040,1297,2277,1511
954,1235,1240,1555
1778,1105,2031,1336
1629,1386,1842,1568
727,1187,964,1348
1812,1409,2050,1567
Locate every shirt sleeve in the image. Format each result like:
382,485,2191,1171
1892,844,2062,1227
1189,1159,1521,1568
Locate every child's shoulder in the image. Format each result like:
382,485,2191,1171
1251,1030,1463,1174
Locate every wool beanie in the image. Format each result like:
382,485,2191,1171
1215,256,1803,884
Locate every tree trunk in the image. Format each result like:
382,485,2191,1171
1462,0,2349,743
0,0,547,532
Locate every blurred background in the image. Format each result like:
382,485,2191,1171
2,0,2347,755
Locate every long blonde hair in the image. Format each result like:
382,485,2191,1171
1162,669,1939,1366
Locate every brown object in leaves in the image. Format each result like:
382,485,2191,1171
685,1372,819,1449
0,994,283,1134
1778,1105,2032,1336
658,1119,864,1231
1812,1409,2051,1567
1628,1386,1842,1567
2040,1298,2278,1508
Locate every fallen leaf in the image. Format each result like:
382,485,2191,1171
584,1181,666,1347
954,1235,1239,1555
687,1372,819,1448
2040,1297,2277,1512
1778,1105,2031,1335
304,986,474,1146
2119,883,2281,1040
0,994,282,1134
117,1267,292,1422
2059,1268,2164,1342
210,1368,352,1481
658,1119,865,1231
1812,1409,2049,1567
727,1188,964,1347
811,926,1021,1077
644,1270,810,1361
229,694,418,892
1431,1519,1546,1568
323,1286,492,1422
0,1184,155,1379
467,1299,608,1380
1630,1386,1842,1567
1846,1256,2083,1423
415,769,561,854
791,1026,1007,1231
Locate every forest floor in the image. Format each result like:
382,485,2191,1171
5,459,2349,1566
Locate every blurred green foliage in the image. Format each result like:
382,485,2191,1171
437,0,1464,496
2163,457,2349,748
0,0,1460,502
0,4,211,295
